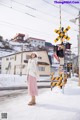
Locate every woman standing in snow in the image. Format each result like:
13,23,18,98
27,52,39,106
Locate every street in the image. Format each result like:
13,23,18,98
0,88,49,103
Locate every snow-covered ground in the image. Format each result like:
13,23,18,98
0,74,50,88
0,77,80,120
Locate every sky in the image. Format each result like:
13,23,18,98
0,0,80,54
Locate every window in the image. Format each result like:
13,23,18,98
6,58,9,61
26,55,30,60
15,55,17,61
38,67,45,71
22,65,25,68
17,36,22,39
38,56,42,59
10,57,14,60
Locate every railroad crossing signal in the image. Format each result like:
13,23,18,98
67,63,72,68
54,26,70,43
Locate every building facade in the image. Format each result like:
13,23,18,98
25,37,45,48
1,50,50,76
45,42,54,52
12,33,25,42
72,55,79,75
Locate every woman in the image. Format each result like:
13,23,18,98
26,52,39,106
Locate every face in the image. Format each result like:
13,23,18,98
31,53,36,58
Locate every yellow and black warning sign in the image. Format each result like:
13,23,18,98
54,26,70,43
67,63,72,68
50,73,67,90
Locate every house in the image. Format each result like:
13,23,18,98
0,57,2,73
72,55,79,75
45,42,54,65
45,42,54,52
24,37,45,48
1,50,50,76
11,33,25,42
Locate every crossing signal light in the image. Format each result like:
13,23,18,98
57,49,64,58
65,42,71,49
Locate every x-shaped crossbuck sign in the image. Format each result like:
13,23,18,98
67,63,72,68
54,26,70,43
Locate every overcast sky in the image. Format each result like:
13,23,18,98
0,0,80,54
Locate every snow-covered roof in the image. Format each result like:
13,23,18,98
9,41,28,46
0,50,47,58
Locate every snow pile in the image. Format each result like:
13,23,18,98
0,74,26,87
0,50,14,57
0,74,50,88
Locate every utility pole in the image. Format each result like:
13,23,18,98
70,11,80,86
20,44,23,76
78,11,80,86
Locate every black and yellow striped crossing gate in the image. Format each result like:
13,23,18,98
50,73,67,90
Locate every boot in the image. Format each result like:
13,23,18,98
28,96,36,106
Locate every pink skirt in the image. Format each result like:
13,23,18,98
27,75,38,96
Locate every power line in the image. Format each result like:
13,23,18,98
0,20,54,39
68,4,80,11
0,1,79,35
1,20,78,45
0,1,59,28
12,0,36,10
42,0,78,16
11,0,79,21
0,18,79,40
0,1,60,26
0,1,59,20
0,2,36,18
0,0,79,28
0,0,79,23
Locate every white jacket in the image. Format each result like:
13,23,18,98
26,58,39,79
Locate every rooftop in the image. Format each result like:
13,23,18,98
24,37,45,42
1,50,47,58
45,42,54,47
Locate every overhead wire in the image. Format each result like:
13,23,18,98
0,2,36,18
0,0,79,25
0,1,79,33
68,4,80,11
0,20,54,39
0,0,79,40
12,0,36,10
0,0,79,27
9,0,80,23
42,0,78,16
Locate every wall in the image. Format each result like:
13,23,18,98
1,51,50,76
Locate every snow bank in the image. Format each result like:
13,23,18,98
0,74,50,88
0,74,26,87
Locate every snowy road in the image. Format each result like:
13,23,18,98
0,88,48,103
0,79,80,120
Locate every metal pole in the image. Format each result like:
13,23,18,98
72,55,74,76
20,44,23,76
59,5,61,29
78,11,80,86
59,3,65,93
